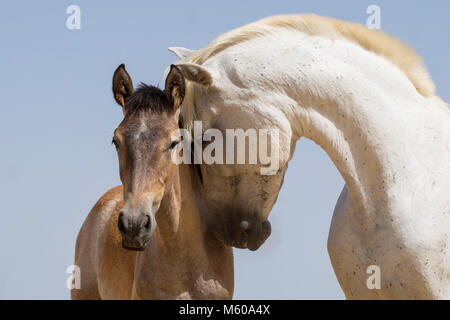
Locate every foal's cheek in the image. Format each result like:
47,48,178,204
117,152,129,186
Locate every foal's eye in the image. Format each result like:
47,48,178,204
111,137,119,149
169,140,179,150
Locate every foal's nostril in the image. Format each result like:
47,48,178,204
118,211,126,233
144,215,151,230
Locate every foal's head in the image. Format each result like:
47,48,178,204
111,64,185,250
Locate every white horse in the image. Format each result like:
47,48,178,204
163,14,450,299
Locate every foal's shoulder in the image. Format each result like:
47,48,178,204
94,186,124,208
83,186,124,232
75,186,124,272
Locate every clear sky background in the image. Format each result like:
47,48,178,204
0,1,448,299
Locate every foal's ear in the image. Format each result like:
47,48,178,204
165,64,186,109
112,64,134,108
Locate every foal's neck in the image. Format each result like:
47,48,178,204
153,165,182,247
153,164,205,252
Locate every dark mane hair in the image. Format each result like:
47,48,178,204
125,83,172,113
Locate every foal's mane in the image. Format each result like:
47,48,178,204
188,14,436,98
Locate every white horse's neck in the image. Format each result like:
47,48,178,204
209,30,449,218
184,24,450,299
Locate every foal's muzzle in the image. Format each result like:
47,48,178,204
118,211,153,251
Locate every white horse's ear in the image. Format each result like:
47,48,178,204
176,63,213,88
168,47,195,60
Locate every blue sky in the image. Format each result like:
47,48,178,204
0,1,448,299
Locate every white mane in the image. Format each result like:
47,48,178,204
188,14,437,98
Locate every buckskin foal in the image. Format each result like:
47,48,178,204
71,64,233,299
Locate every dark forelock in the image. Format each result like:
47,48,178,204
125,84,172,113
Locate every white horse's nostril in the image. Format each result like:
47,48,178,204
240,220,250,230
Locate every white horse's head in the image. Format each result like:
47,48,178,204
165,48,295,250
